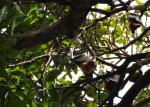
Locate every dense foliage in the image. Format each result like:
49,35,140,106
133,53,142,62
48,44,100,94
0,0,150,107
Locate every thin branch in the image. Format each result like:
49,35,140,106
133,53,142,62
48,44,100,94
9,54,49,67
81,35,118,69
96,57,119,69
100,26,150,55
90,8,109,15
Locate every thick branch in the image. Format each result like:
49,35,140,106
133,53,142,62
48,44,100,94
117,69,150,107
99,52,150,106
2,0,149,50
12,1,92,49
13,0,113,5
13,0,72,5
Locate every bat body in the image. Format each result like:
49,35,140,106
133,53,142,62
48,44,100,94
71,53,96,78
128,13,142,34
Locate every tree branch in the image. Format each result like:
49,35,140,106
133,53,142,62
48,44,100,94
99,52,150,106
117,69,150,107
13,0,113,5
11,1,92,49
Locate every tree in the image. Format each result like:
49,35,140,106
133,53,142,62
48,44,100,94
0,0,150,107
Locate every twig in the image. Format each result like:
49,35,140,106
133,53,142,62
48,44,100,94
38,43,57,101
9,54,49,67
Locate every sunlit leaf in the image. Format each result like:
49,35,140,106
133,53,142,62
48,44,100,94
87,102,98,107
103,6,111,12
135,0,144,5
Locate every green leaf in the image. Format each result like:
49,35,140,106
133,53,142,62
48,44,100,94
30,18,38,25
46,69,61,82
43,99,50,107
11,71,25,79
135,0,144,5
10,69,25,79
99,26,108,34
65,65,72,79
87,102,98,107
0,69,8,78
103,6,110,12
74,100,86,107
14,91,26,101
31,101,37,107
99,92,108,100
135,41,142,46
4,94,26,107
116,38,125,44
90,12,97,18
71,64,78,74
86,85,97,99
49,101,60,107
